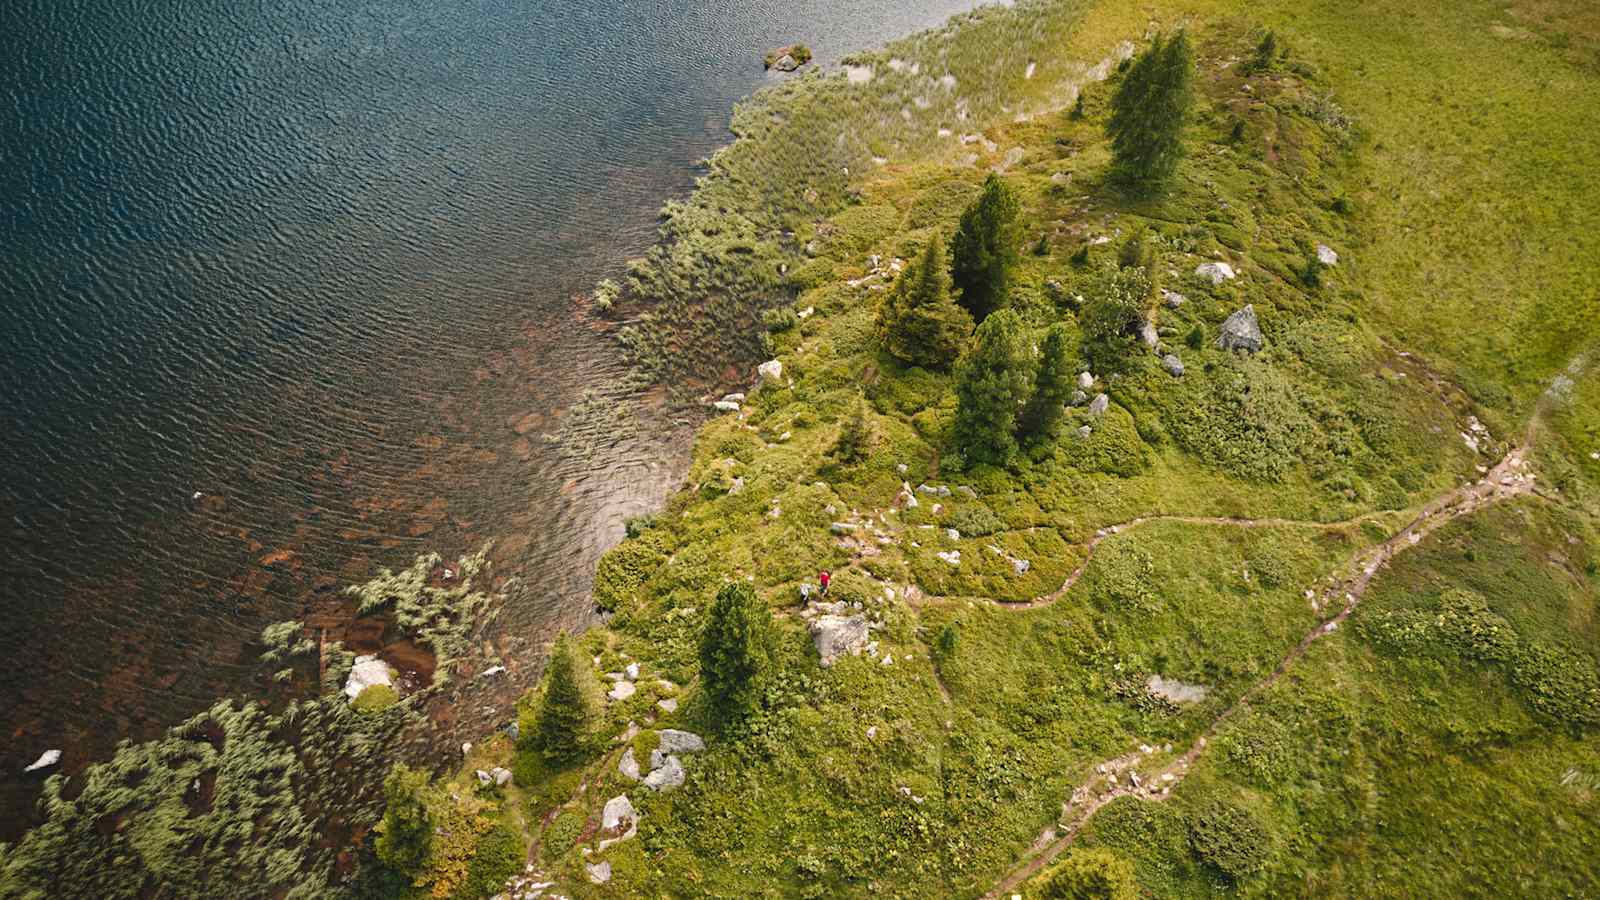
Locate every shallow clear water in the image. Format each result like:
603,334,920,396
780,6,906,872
0,0,984,833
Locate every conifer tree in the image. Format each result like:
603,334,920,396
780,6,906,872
949,173,1020,321
876,237,975,369
699,582,772,730
375,764,433,876
1018,323,1074,444
1107,31,1194,195
833,394,874,463
953,309,1034,467
533,633,589,764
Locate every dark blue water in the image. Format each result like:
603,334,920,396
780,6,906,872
0,0,982,833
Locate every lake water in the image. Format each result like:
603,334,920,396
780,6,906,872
0,0,985,834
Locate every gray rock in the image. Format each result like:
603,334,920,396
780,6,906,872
1162,354,1185,377
758,359,783,383
1162,289,1187,309
1215,304,1265,353
586,861,612,884
23,750,60,774
936,549,961,566
624,662,639,680
829,522,856,535
618,747,641,781
1316,243,1338,266
643,755,686,791
649,748,667,771
1076,425,1093,440
1088,393,1110,416
1147,675,1211,705
657,729,706,754
343,654,393,701
1070,390,1088,406
713,400,740,413
956,485,978,499
491,767,513,787
810,614,869,666
602,794,637,832
1194,261,1236,284
608,680,636,702
475,769,492,787
1077,371,1094,390
772,53,799,72
1012,558,1031,575
504,721,520,742
1140,320,1159,350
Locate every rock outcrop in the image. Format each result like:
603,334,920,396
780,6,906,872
343,655,393,701
810,615,869,666
1215,304,1265,353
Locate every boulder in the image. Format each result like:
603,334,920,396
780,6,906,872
643,755,686,792
1139,320,1159,350
1162,289,1187,309
1076,425,1093,440
1316,243,1339,266
771,53,799,72
1215,304,1265,353
602,794,637,832
491,767,513,787
1162,354,1185,377
1077,371,1094,390
475,769,492,786
758,359,783,383
608,681,636,702
1194,261,1236,284
23,750,60,774
810,615,869,666
586,861,612,884
343,655,393,701
618,747,641,781
713,400,740,413
936,550,961,566
1088,393,1110,416
1070,390,1088,406
657,697,678,713
657,729,706,754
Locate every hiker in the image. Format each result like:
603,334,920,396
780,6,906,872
819,570,831,596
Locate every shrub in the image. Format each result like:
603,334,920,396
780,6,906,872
877,237,975,369
950,173,1021,321
1107,31,1194,195
1184,322,1205,350
1069,91,1086,120
1245,30,1278,74
1079,266,1151,373
934,622,961,660
953,309,1034,466
458,821,523,899
1030,847,1139,899
1163,356,1315,482
351,683,399,715
1089,542,1156,611
946,503,1004,537
1186,798,1270,882
763,306,800,333
700,581,774,730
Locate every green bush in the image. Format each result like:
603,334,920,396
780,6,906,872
352,683,400,715
763,306,800,333
375,764,433,877
1186,798,1270,882
541,809,585,865
457,821,523,899
946,503,1005,537
1030,847,1139,899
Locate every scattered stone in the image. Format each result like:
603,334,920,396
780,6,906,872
946,528,961,541
1070,390,1088,406
867,726,878,739
643,755,686,792
713,400,740,413
1162,289,1187,309
1147,675,1211,705
479,664,507,678
1088,393,1109,416
758,359,783,383
602,794,637,832
937,550,962,566
720,393,745,404
492,767,513,787
1140,320,1159,350
608,681,637,702
657,698,678,714
657,729,706,754
1076,425,1093,440
618,747,641,781
896,463,909,474
1077,371,1094,390
1194,261,1237,284
23,750,60,774
771,53,799,72
1215,304,1264,353
461,742,472,757
586,861,612,884
830,522,856,535
956,485,978,499
1162,354,1185,377
475,769,492,786
624,662,640,680
811,615,870,666
1013,558,1031,575
1316,243,1339,266
343,655,394,701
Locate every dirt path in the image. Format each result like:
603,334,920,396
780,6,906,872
983,445,1539,898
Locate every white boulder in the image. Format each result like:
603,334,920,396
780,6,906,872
343,655,393,702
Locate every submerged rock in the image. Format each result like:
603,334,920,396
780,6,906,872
811,615,869,666
23,750,60,773
1215,304,1265,353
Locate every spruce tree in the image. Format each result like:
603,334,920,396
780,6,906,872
1018,323,1074,444
1107,31,1195,195
375,764,432,876
699,582,772,730
533,633,589,764
833,394,874,463
876,237,975,369
949,173,1020,321
953,309,1034,467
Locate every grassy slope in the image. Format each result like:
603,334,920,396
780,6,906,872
404,1,1600,898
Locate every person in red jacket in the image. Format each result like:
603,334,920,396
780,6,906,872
819,570,831,596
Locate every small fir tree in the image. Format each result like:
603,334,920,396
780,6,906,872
374,764,433,877
833,395,874,463
699,582,773,730
876,237,975,369
1107,31,1195,195
1018,323,1074,444
949,173,1020,321
533,633,589,764
952,309,1034,467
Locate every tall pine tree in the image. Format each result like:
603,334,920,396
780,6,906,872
699,582,772,730
876,237,974,369
1107,31,1194,195
1018,323,1074,444
953,309,1034,467
949,173,1020,321
533,632,590,764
